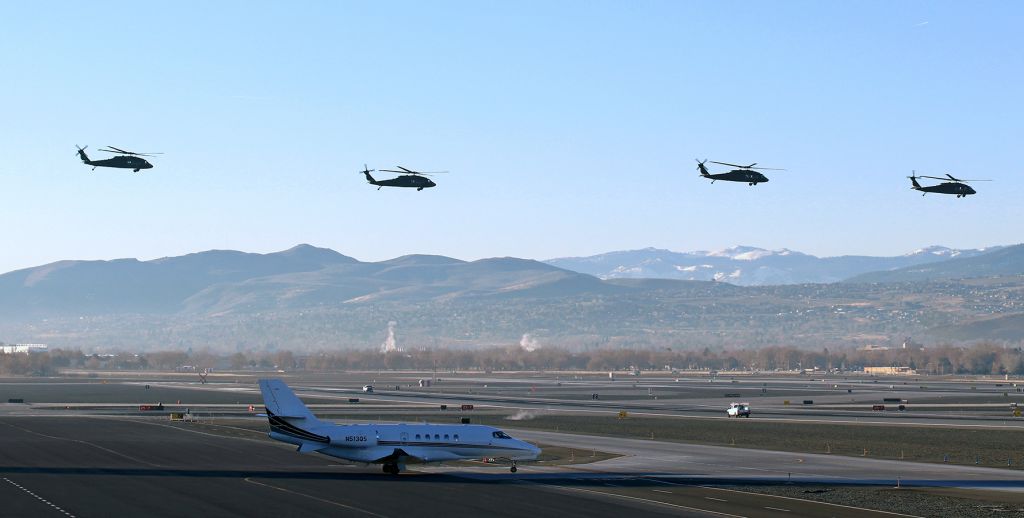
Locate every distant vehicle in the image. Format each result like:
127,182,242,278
76,145,161,173
727,402,751,418
908,172,990,198
359,164,446,191
362,385,374,393
697,159,784,186
259,379,540,474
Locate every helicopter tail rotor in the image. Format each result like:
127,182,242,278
359,164,378,184
75,145,91,163
908,171,922,189
695,158,711,176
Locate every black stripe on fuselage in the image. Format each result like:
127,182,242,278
378,440,525,451
266,408,329,443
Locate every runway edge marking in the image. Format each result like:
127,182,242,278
3,477,76,517
526,481,748,518
694,485,924,518
243,477,389,518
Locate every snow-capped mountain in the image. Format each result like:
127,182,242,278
545,245,1001,286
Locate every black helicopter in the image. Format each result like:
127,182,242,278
360,165,445,191
697,159,784,186
908,172,990,198
76,145,161,172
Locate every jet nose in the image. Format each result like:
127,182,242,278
523,441,541,459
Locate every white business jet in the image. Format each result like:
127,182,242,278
259,379,541,474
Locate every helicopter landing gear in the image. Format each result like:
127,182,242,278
133,169,140,172
417,187,424,191
749,182,756,186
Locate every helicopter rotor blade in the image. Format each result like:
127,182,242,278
99,146,163,156
382,167,449,175
941,174,991,182
918,175,991,182
706,160,783,171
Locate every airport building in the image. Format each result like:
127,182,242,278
0,344,48,354
863,366,916,375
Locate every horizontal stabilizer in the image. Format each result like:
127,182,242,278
297,442,329,453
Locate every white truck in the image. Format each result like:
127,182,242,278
727,402,751,418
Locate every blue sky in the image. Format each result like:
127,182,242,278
1,1,1021,272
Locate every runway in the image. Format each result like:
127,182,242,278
0,415,937,518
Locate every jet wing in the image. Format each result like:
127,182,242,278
377,447,464,463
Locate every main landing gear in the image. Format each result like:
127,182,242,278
383,463,401,475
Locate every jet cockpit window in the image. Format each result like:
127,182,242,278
492,431,512,439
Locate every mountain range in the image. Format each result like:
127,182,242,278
545,245,1002,286
0,245,617,318
1,243,1023,350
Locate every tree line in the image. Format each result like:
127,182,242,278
1,342,1022,376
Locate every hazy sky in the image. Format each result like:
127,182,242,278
1,1,1021,273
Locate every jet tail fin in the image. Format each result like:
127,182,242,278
259,379,320,421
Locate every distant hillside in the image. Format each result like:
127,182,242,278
0,246,623,317
847,244,1024,283
928,312,1024,342
0,244,356,315
3,245,1024,351
546,245,996,286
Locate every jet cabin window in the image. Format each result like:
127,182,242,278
415,434,421,440
492,431,512,439
444,434,449,440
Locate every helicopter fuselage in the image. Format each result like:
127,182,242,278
703,170,769,185
913,181,975,197
366,173,436,191
81,154,153,172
